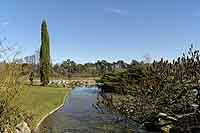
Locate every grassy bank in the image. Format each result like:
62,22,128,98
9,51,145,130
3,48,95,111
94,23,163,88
15,85,70,129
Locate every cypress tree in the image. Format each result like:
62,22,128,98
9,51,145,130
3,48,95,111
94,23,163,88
40,20,50,86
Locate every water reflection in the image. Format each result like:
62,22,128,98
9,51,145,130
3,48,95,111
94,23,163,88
39,87,142,133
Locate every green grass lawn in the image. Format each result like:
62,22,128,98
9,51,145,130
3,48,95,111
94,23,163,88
15,85,70,129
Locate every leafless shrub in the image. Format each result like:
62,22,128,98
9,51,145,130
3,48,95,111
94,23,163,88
0,39,26,132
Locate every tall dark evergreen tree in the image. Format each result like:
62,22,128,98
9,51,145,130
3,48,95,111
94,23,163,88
40,20,50,86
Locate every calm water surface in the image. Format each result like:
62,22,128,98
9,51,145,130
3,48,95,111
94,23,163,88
39,87,145,133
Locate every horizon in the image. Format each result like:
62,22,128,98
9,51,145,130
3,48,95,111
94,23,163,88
1,0,200,63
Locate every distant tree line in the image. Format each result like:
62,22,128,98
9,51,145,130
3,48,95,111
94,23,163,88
16,58,140,79
50,59,140,78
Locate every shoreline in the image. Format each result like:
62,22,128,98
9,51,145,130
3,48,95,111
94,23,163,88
33,89,71,133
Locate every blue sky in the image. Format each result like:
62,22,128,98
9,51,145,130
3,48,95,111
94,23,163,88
1,0,200,63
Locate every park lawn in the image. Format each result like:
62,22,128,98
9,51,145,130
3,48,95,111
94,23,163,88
15,85,70,129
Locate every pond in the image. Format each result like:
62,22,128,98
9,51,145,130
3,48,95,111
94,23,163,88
39,86,146,133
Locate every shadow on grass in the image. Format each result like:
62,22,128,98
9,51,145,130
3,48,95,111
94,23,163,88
24,82,41,86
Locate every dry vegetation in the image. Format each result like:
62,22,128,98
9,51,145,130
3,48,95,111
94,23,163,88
99,45,200,131
0,46,26,132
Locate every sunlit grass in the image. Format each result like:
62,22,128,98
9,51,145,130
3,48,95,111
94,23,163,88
15,85,70,129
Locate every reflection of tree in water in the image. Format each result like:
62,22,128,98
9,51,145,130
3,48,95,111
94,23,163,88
93,89,113,113
93,89,130,125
